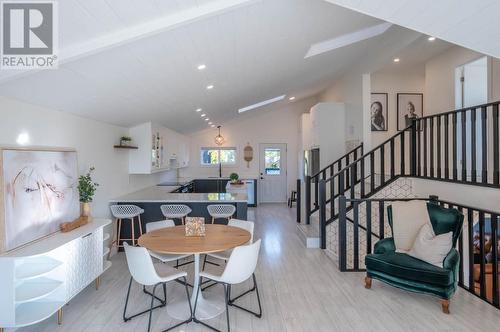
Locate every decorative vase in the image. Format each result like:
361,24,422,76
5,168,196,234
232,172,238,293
81,202,91,218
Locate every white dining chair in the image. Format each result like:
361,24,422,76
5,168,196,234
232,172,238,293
193,239,262,332
122,243,192,332
202,219,254,271
160,204,192,225
207,204,236,224
146,220,193,269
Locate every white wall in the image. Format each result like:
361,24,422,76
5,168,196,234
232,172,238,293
370,65,425,146
179,97,317,200
0,97,176,219
424,46,496,115
318,73,364,146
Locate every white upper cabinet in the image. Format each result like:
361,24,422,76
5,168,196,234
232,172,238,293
128,122,190,174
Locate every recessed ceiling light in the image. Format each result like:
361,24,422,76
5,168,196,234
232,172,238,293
393,58,400,63
289,96,296,101
428,36,436,41
205,118,209,121
211,124,216,128
305,22,392,58
238,95,286,113
197,64,206,70
201,113,206,117
208,122,213,125
206,85,214,90
196,108,202,112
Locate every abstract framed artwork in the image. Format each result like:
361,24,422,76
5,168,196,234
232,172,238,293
371,93,388,131
397,93,423,131
0,147,79,252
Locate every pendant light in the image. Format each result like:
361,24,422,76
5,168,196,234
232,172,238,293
214,125,225,146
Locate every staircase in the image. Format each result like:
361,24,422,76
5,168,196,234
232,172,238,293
302,101,500,309
296,143,363,248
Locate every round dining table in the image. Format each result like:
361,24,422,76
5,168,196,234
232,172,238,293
138,224,251,320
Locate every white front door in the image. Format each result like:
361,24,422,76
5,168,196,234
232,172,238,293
259,143,287,203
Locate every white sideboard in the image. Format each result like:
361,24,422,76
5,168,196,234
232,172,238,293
0,219,112,330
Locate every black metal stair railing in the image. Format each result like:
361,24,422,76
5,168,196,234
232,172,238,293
302,143,363,225
313,101,500,249
337,195,499,310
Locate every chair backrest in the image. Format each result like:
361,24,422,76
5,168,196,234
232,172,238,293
219,239,261,284
228,219,254,243
207,204,236,218
146,219,175,233
388,201,464,247
110,204,144,219
160,204,192,218
123,243,160,286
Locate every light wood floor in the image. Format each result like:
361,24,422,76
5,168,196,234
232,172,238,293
22,204,500,332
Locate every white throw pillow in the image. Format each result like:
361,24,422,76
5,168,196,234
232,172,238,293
391,200,431,252
408,223,453,268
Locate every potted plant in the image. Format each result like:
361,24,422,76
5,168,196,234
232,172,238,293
120,136,132,146
229,172,239,183
78,167,99,218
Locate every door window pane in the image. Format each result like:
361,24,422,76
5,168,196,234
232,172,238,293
265,148,281,175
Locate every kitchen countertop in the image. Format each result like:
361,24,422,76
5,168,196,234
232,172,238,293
110,186,248,203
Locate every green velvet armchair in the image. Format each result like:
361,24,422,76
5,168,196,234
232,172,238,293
364,201,464,313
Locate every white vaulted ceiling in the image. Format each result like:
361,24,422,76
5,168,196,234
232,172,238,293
324,0,500,59
0,0,450,132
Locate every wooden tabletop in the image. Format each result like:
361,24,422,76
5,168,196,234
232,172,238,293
138,224,251,254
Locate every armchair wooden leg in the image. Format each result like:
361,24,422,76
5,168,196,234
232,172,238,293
441,299,450,314
365,276,372,289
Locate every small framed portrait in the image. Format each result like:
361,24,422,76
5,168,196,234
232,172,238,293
397,93,423,131
370,93,388,132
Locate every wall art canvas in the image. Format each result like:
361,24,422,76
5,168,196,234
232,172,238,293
371,93,388,131
0,148,79,252
397,93,423,131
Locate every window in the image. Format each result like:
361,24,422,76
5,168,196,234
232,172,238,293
264,148,281,175
200,147,236,166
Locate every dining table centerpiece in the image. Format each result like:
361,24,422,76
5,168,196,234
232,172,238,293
185,217,206,236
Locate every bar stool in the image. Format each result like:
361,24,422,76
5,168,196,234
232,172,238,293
160,204,192,225
207,204,236,224
110,205,144,249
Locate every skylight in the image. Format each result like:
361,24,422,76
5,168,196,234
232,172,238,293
304,22,392,58
238,95,286,113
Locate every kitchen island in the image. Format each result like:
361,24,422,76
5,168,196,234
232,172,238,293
109,186,248,245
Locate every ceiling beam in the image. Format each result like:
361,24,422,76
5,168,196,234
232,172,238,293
0,0,260,83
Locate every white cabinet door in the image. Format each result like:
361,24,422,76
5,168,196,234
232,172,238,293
178,138,190,168
65,228,102,301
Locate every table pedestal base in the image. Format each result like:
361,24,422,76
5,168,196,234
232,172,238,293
167,288,225,321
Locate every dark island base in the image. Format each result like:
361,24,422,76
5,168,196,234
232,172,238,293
116,201,248,249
